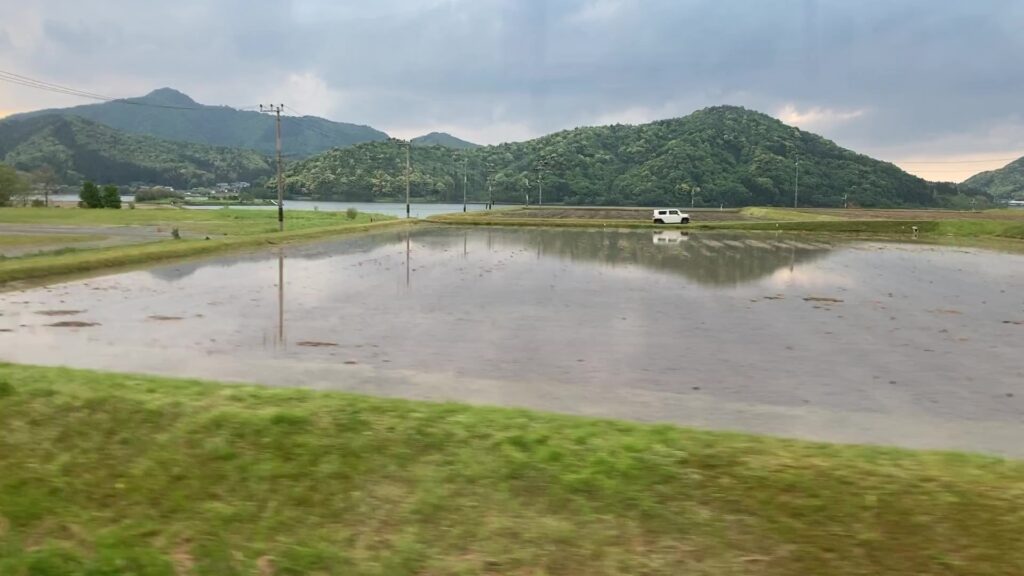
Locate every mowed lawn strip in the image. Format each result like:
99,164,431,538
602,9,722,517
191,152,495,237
430,207,1024,241
0,364,1021,575
0,234,102,249
0,207,393,236
0,208,401,285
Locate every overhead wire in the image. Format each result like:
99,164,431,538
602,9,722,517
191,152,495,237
0,69,206,111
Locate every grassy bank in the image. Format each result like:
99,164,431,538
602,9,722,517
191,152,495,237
429,207,1024,242
0,208,402,286
0,364,1021,575
0,234,101,249
0,207,389,236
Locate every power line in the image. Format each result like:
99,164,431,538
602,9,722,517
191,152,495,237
0,69,206,111
895,158,1019,164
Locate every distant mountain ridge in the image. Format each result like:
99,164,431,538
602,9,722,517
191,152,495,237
0,114,273,189
5,88,389,157
411,132,479,149
963,156,1024,201
280,106,981,208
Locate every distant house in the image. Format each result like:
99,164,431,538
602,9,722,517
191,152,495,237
1008,200,1024,208
211,189,240,200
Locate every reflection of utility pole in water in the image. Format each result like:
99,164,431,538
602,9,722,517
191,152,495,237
463,230,468,258
405,231,411,289
277,250,285,348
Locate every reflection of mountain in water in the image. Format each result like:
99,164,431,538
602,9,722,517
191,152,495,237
147,226,835,288
147,229,409,283
465,228,836,286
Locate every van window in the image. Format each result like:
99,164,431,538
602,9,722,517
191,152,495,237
657,210,667,215
669,210,679,215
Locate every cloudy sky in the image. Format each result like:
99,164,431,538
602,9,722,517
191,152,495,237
2,0,1023,180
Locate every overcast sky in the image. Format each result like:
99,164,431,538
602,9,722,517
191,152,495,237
2,0,1023,180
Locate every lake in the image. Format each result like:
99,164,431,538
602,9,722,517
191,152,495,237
1,226,1021,456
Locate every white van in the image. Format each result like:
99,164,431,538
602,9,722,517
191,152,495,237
652,209,690,224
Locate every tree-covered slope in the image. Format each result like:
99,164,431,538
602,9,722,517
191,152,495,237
7,88,388,157
411,132,479,150
963,157,1024,201
282,106,981,208
0,114,273,189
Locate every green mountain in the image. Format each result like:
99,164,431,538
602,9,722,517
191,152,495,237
962,157,1024,201
0,114,273,189
6,88,388,157
281,106,982,208
411,132,479,150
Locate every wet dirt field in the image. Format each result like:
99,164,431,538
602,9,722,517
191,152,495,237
1,226,1022,456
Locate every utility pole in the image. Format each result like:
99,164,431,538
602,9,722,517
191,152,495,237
842,192,848,209
463,157,468,212
405,140,411,219
260,104,285,231
794,156,800,209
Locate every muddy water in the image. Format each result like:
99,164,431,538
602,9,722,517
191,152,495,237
2,227,1022,456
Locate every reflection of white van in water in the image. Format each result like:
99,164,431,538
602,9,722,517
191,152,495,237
652,209,690,224
652,230,690,244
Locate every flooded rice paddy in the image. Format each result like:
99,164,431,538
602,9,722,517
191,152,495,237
1,226,1022,456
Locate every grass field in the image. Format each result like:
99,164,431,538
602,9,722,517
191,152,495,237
0,364,1021,575
0,207,390,237
0,207,401,285
429,206,1024,242
0,234,101,249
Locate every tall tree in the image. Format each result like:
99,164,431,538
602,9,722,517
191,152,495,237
80,181,102,208
101,185,122,209
32,166,58,207
0,164,29,207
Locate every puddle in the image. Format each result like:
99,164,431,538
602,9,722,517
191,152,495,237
46,321,100,328
1,226,1023,456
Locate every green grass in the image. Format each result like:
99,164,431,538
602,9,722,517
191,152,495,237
738,207,846,221
0,206,386,237
0,208,401,285
0,234,101,249
430,210,1024,242
0,364,1021,575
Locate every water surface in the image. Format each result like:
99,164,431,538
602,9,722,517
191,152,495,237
1,227,1021,456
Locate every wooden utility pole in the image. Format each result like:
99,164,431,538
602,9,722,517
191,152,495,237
794,156,800,209
260,104,285,231
463,157,468,213
405,140,411,218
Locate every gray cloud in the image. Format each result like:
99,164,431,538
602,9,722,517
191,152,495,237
2,0,1023,177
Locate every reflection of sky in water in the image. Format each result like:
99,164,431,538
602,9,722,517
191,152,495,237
1,227,1023,456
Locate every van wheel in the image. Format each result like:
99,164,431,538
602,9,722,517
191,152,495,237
654,219,664,224
681,218,690,224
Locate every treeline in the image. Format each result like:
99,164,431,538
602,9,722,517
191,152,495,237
281,106,988,208
963,156,1024,201
0,114,274,190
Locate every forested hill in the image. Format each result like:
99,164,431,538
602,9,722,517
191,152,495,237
962,156,1024,201
6,88,388,157
0,114,273,189
411,132,479,149
281,106,981,208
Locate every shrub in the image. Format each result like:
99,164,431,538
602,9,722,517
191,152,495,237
31,199,45,207
134,188,184,202
80,181,102,208
101,185,122,209
346,207,359,220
